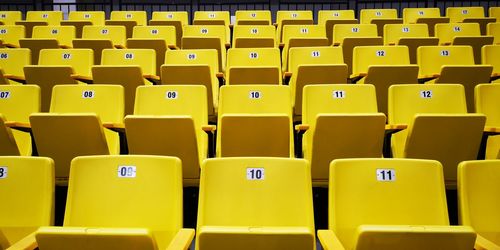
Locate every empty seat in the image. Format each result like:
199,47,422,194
182,25,227,73
0,156,54,249
25,11,63,26
318,158,476,250
0,48,30,85
487,22,500,44
235,10,271,25
458,160,500,249
193,11,230,27
0,11,22,25
108,11,147,38
226,47,281,85
383,23,439,63
150,11,189,47
20,25,76,64
196,157,315,250
73,25,127,64
232,25,276,48
275,10,314,46
490,7,500,21
360,9,402,36
475,84,500,159
482,44,500,82
32,155,194,250
447,6,485,23
402,7,449,36
318,10,358,45
0,25,25,48
63,11,105,38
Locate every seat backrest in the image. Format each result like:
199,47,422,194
446,6,485,23
352,45,410,75
38,48,93,77
276,10,314,44
0,25,25,47
487,22,499,44
329,158,449,250
81,25,127,48
218,85,292,116
193,11,230,26
0,48,30,77
110,11,147,26
318,10,355,24
100,48,156,75
182,25,227,71
288,46,344,74
0,11,22,25
235,10,271,25
403,8,442,23
132,25,176,46
475,83,500,126
226,47,281,82
417,45,475,76
383,23,429,45
458,160,500,233
26,11,62,25
232,25,275,44
164,48,218,76
360,9,398,24
490,7,500,20
31,25,76,47
435,23,481,45
282,24,326,42
332,24,378,45
482,44,500,74
68,11,105,26
151,11,189,25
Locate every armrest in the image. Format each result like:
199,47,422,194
3,74,26,84
225,43,231,49
349,73,367,83
279,43,284,49
4,121,31,133
202,125,216,133
203,125,216,158
317,230,345,250
383,124,408,158
295,124,309,134
114,44,126,49
59,45,72,49
491,73,500,82
4,43,19,48
216,72,225,87
294,124,309,158
71,74,93,84
102,122,125,134
333,42,341,46
6,231,37,250
167,44,179,50
418,74,440,83
388,42,396,45
474,234,500,250
166,228,195,250
144,75,161,85
442,42,451,46
283,71,292,85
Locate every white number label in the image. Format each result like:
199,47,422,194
376,50,386,57
83,13,91,19
311,51,320,57
333,12,340,17
208,13,216,18
201,28,208,34
291,13,298,18
82,90,95,98
250,13,257,18
167,14,173,19
151,29,159,35
124,53,134,59
0,29,7,34
0,53,8,59
352,27,359,33
402,27,410,33
332,90,345,99
249,52,258,59
165,91,178,99
462,9,469,14
42,13,49,18
418,11,424,15
375,11,382,16
51,29,59,34
118,166,136,178
101,29,109,34
0,91,10,99
0,14,6,18
420,90,432,98
187,53,196,60
249,91,261,99
62,53,71,59
0,167,7,179
125,13,133,19
376,169,395,181
453,26,461,32
440,50,450,56
250,28,258,34
247,168,264,180
300,27,309,34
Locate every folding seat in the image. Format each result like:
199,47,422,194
16,11,63,38
447,6,495,35
318,158,476,250
127,25,177,75
383,23,439,63
161,49,219,122
0,25,25,48
275,10,313,47
0,11,22,25
232,25,276,48
286,46,348,120
24,48,93,112
226,47,281,85
332,24,382,75
107,11,147,38
0,85,40,156
351,45,419,115
196,157,315,250
19,25,76,64
235,10,271,25
360,9,402,36
63,11,106,38
150,11,189,47
193,11,230,27
216,85,293,157
29,84,124,185
490,7,500,21
297,85,386,186
182,25,228,73
402,7,449,36
73,25,127,65
0,48,30,85
482,44,500,82
388,84,486,188
317,10,358,45
417,45,492,112
17,155,193,250
475,84,500,159
281,25,329,73
92,48,158,115
124,85,210,186
487,22,500,44
0,156,54,249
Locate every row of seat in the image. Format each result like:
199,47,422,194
1,156,499,249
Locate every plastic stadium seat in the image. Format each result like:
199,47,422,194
275,10,314,46
487,22,500,44
490,7,500,21
30,84,124,185
31,155,194,250
0,11,22,25
388,84,486,188
0,25,25,48
20,25,76,64
235,10,271,25
0,85,39,156
383,23,439,63
216,85,293,157
0,156,54,249
482,44,500,82
351,45,419,115
150,11,189,47
161,49,219,122
299,85,386,186
124,85,210,186
402,7,449,36
73,25,127,65
226,47,281,85
108,11,147,38
447,6,485,23
24,48,94,112
360,9,402,36
182,25,228,73
196,157,315,250
67,11,105,26
286,46,348,119
25,11,63,26
232,25,276,48
193,10,230,27
281,25,329,72
0,48,30,85
92,48,158,115
417,45,493,112
317,10,358,45
475,84,500,159
458,160,500,249
318,158,476,250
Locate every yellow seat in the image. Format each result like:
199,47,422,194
92,48,157,115
417,45,493,112
182,25,227,73
0,156,54,250
458,160,500,250
388,84,486,188
19,25,76,64
287,46,348,119
318,10,358,45
475,84,500,159
0,48,30,85
108,11,147,38
30,84,124,185
487,22,500,44
0,85,40,156
300,85,386,186
482,44,500,82
216,85,293,157
402,7,449,36
150,11,189,47
161,49,219,122
124,85,209,186
275,10,314,46
447,6,485,23
383,23,439,63
25,11,63,26
490,7,500,21
0,25,25,48
360,9,401,36
0,11,22,25
352,45,419,115
232,25,276,48
318,158,476,250
73,25,127,65
226,47,281,85
24,48,94,112
235,10,271,25
197,157,315,250
63,11,106,38
31,155,194,250
193,11,230,27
